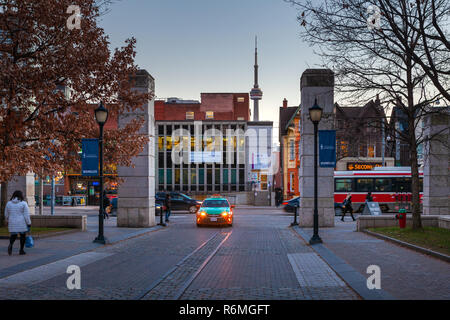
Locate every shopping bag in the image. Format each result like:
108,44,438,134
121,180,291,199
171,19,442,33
25,235,34,248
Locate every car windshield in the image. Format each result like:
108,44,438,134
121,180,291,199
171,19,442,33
202,200,229,208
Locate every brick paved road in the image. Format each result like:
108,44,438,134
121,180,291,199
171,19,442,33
300,219,450,300
0,208,360,300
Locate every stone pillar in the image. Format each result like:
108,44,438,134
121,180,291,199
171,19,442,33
422,107,449,216
298,69,335,227
117,70,156,227
8,173,36,215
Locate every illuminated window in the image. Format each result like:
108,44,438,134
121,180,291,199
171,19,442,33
289,140,295,161
206,111,214,119
340,141,348,157
368,145,375,158
237,117,244,121
237,97,245,103
186,112,194,120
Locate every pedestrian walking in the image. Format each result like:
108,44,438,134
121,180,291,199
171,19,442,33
164,193,171,222
366,192,373,202
275,188,282,207
5,190,31,256
341,193,355,222
102,191,111,220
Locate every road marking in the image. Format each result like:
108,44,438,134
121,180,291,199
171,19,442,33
288,253,347,287
137,230,231,300
0,252,113,287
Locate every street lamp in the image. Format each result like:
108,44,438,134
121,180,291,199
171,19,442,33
309,99,323,245
94,101,108,244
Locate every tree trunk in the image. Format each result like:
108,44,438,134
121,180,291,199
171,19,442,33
0,182,7,227
409,118,423,230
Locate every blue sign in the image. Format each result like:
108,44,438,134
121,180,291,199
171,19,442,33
319,130,336,168
81,139,99,176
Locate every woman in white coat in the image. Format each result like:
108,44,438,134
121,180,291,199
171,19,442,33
5,190,31,255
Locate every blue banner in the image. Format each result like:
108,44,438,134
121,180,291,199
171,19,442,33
81,139,99,176
319,130,336,168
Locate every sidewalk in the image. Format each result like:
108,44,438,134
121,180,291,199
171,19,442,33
0,216,163,280
296,218,450,300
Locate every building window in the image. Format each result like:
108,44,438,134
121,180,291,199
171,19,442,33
237,97,245,103
367,145,375,158
289,140,295,161
289,172,294,192
186,112,194,120
237,117,244,121
340,141,348,157
206,111,214,120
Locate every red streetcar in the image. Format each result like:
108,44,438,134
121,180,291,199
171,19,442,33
334,167,423,213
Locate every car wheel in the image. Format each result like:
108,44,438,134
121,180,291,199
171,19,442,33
189,206,197,214
197,224,202,228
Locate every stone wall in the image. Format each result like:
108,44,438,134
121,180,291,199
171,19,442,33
356,215,450,231
298,69,335,227
31,215,87,231
7,173,35,215
117,70,156,228
422,108,449,216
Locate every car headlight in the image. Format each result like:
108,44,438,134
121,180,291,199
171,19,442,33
221,212,228,217
199,211,206,217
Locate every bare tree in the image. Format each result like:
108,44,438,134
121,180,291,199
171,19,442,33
285,0,450,229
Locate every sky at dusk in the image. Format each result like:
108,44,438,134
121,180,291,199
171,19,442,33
99,0,322,143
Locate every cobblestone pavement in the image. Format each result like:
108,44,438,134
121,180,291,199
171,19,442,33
301,218,450,300
0,208,360,300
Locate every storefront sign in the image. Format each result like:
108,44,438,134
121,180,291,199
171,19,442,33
347,163,382,171
81,139,99,176
319,130,336,168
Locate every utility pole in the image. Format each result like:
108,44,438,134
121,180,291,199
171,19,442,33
381,120,385,166
51,176,55,216
39,176,44,215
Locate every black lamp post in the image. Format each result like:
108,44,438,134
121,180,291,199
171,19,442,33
94,101,108,244
309,99,323,245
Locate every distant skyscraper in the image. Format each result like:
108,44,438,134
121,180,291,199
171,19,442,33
250,36,263,121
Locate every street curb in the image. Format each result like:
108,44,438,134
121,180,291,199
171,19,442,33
0,229,81,240
363,230,450,263
292,226,396,300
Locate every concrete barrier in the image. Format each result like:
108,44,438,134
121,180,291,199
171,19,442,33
30,215,87,231
356,215,450,231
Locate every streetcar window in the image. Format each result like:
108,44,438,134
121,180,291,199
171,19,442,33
374,178,393,192
356,178,374,192
396,178,411,192
335,178,353,192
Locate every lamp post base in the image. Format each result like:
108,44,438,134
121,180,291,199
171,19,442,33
93,236,107,245
290,222,299,227
309,234,323,245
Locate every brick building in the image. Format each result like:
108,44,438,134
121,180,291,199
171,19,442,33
334,97,394,170
155,93,273,195
279,99,301,198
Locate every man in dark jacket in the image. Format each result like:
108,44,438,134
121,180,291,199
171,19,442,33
102,191,111,220
164,193,171,222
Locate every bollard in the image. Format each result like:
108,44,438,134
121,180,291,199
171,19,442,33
291,205,299,226
158,205,166,227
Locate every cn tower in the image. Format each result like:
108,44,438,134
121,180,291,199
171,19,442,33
250,36,263,121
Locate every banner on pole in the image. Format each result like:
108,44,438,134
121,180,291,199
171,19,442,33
81,139,99,176
319,130,336,168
